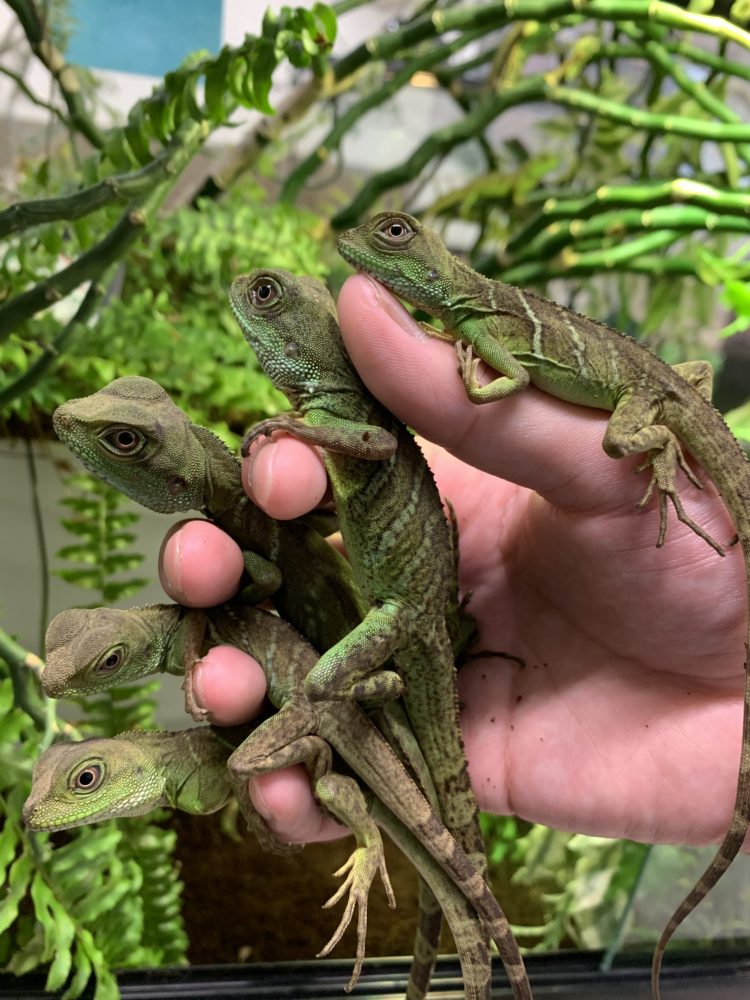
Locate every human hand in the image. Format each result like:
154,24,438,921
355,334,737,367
161,273,746,850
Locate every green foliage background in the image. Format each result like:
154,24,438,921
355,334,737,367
2,0,750,995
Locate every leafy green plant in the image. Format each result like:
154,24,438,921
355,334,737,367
0,474,184,998
0,663,188,1000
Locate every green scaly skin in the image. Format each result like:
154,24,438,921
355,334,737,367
51,376,475,994
338,210,750,1000
52,377,361,648
228,269,501,981
24,727,494,1000
38,601,530,999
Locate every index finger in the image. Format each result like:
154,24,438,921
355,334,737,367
337,273,628,513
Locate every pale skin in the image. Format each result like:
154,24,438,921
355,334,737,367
159,274,747,852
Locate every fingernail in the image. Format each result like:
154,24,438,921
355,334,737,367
244,442,274,510
158,529,186,602
249,779,272,821
190,660,206,709
363,274,427,340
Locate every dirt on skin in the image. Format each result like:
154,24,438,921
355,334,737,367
172,808,538,966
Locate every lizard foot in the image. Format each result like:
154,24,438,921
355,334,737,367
241,413,301,457
636,443,725,556
317,845,396,993
455,341,481,393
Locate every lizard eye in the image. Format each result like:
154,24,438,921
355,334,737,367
249,277,281,309
94,647,124,676
378,217,414,243
72,763,104,793
99,426,146,456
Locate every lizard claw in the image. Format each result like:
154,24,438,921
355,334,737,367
316,846,395,993
636,442,725,556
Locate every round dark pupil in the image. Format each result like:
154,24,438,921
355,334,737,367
258,284,272,300
117,431,135,448
78,769,96,787
390,224,403,237
105,653,119,667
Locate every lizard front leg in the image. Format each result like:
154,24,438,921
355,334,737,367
242,412,397,461
602,390,725,555
303,604,406,704
239,550,283,604
432,317,530,403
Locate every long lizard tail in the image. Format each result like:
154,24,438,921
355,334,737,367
651,539,750,1000
406,879,442,1000
652,397,750,999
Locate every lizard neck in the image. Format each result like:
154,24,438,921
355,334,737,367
138,604,208,676
432,255,498,328
190,424,244,517
129,729,234,814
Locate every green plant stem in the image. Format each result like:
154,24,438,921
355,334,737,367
0,204,146,343
546,80,750,142
621,22,750,167
514,205,750,265
333,64,750,227
0,120,207,343
5,0,106,150
0,139,191,239
23,439,49,653
499,229,681,283
332,0,750,83
281,30,484,203
596,39,750,84
506,179,750,256
0,64,68,126
0,281,104,407
599,844,653,971
332,75,547,228
0,626,46,727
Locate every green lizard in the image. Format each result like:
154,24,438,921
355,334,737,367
52,376,362,646
52,375,476,992
338,210,750,1000
229,271,488,899
23,727,494,998
39,600,530,999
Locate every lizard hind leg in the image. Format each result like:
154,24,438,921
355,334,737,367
602,398,725,556
314,773,396,993
634,439,725,556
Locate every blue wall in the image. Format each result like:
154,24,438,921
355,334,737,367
67,0,222,76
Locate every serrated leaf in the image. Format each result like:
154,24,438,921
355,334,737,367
0,853,32,934
204,48,231,120
54,569,101,587
102,553,145,573
62,943,92,1000
251,42,277,115
56,545,99,564
101,579,150,601
124,117,152,166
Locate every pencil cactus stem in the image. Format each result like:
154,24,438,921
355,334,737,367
514,206,750,266
507,181,750,256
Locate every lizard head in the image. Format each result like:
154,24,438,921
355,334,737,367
43,604,197,697
23,733,167,831
338,212,455,313
53,377,211,513
229,268,354,406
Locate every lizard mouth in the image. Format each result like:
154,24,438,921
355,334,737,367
337,239,418,304
23,813,99,832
